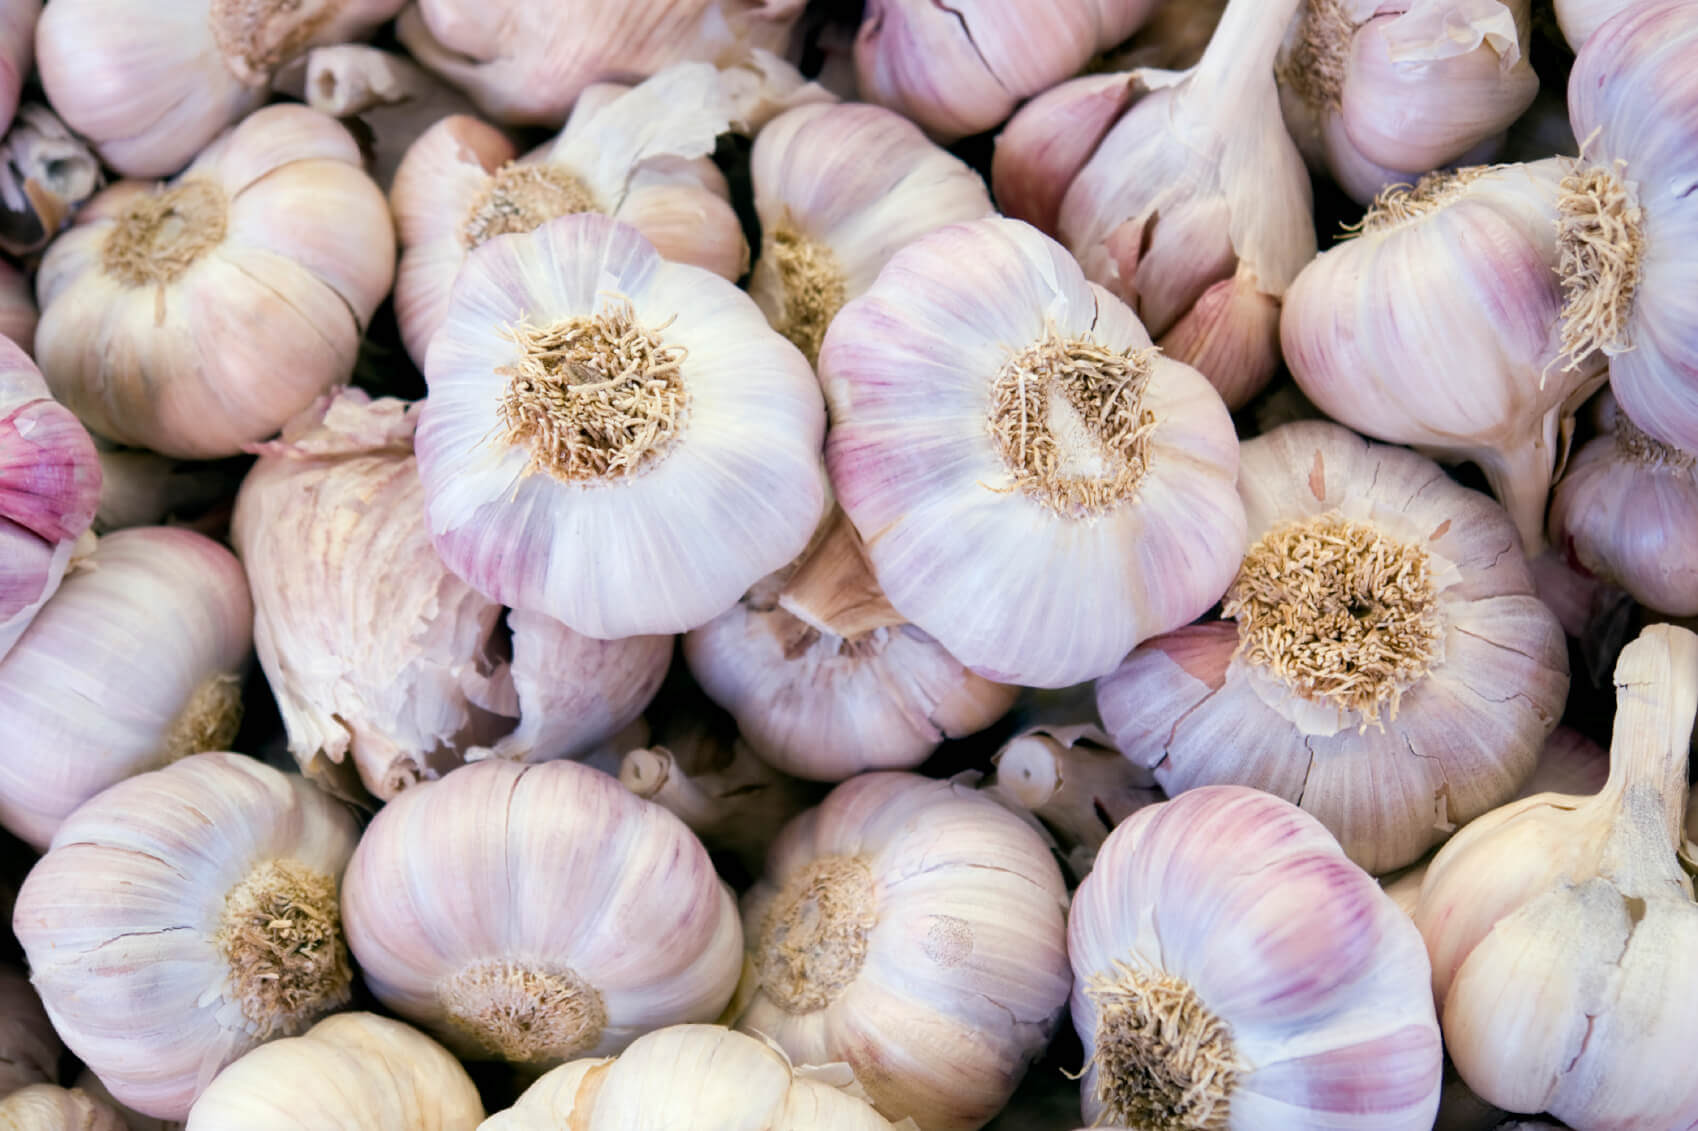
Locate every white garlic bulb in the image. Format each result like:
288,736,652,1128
0,968,58,1099
0,1086,125,1131
819,216,1245,688
13,752,361,1120
734,772,1071,1131
416,212,827,639
35,105,394,459
341,758,742,1068
1070,785,1443,1128
185,1013,482,1130
1554,0,1641,49
0,527,251,850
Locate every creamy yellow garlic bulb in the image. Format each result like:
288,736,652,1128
0,968,58,1099
0,1085,125,1131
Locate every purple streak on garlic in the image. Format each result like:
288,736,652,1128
1069,785,1442,1129
0,966,60,1098
820,216,1245,688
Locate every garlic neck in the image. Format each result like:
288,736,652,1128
1197,0,1306,107
217,858,351,1039
101,180,228,288
756,854,876,1014
775,510,906,641
439,958,606,1064
1595,626,1698,870
764,224,847,367
1556,159,1646,370
463,162,600,250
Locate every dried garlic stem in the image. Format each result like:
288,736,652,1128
1556,160,1645,369
990,731,1155,874
463,163,599,249
776,509,906,640
1598,624,1698,855
620,743,815,876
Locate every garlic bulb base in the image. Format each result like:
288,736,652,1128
755,854,875,1014
1555,160,1644,371
101,180,228,288
162,673,244,762
218,857,352,1039
465,164,599,248
761,225,847,366
440,959,606,1064
1082,961,1239,1130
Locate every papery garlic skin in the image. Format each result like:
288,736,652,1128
0,968,58,1099
821,216,1245,688
14,752,361,1120
35,105,394,459
1070,785,1442,1128
185,1013,483,1130
0,1085,125,1130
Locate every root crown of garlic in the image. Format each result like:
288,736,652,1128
463,165,599,249
218,858,350,1038
440,959,606,1064
755,854,875,1013
1555,160,1645,369
1082,962,1240,1130
100,180,228,287
1276,0,1353,112
765,225,846,363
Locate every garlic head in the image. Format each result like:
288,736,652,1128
0,1085,125,1131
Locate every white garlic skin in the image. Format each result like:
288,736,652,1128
0,1085,125,1131
0,527,251,850
0,968,59,1099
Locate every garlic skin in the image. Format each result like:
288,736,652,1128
1414,624,1698,1127
36,0,402,177
14,752,361,1120
1282,159,1608,550
185,1013,483,1130
69,1073,181,1131
1554,0,1640,49
0,968,58,1099
0,105,104,258
36,106,393,459
734,772,1071,1131
820,216,1245,688
417,212,827,639
1070,785,1442,1128
341,759,742,1068
1098,421,1569,874
391,62,750,370
0,1086,125,1130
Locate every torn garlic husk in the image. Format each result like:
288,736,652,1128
0,1085,126,1130
416,212,827,639
1282,159,1608,552
820,216,1245,688
1098,421,1569,875
0,967,59,1098
34,105,394,460
1070,785,1443,1129
0,105,103,258
1415,624,1698,1127
13,752,362,1121
36,0,403,177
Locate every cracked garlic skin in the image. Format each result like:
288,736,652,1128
13,752,360,1121
1098,422,1569,875
0,1085,126,1130
821,216,1245,689
1070,785,1442,1129
0,968,59,1099
0,527,251,851
734,772,1071,1131
1415,624,1698,1128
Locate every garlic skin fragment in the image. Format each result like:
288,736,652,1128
1070,785,1442,1129
185,1013,483,1130
1414,624,1698,1127
821,216,1245,689
417,212,827,639
35,105,394,460
0,1085,125,1131
734,772,1071,1131
0,968,59,1099
13,752,361,1121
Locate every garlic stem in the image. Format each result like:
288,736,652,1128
776,509,907,639
1191,0,1304,106
1475,431,1558,555
619,742,817,873
1598,624,1698,855
620,747,724,828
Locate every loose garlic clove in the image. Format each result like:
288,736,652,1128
1098,421,1570,874
341,759,743,1069
0,1086,126,1130
0,105,103,258
185,1013,483,1130
35,105,394,459
417,212,827,639
1070,785,1443,1128
0,527,251,850
820,216,1245,688
0,968,59,1099
14,752,361,1120
734,772,1071,1131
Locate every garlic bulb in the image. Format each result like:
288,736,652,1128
482,1024,913,1131
0,527,251,850
0,1086,125,1131
1282,159,1608,550
341,758,742,1068
0,0,33,142
69,1073,180,1131
820,216,1245,688
1415,623,1698,1126
36,0,402,177
1554,0,1641,48
0,968,58,1098
747,101,993,366
1098,421,1569,874
1276,0,1538,203
185,1013,482,1130
416,212,827,639
391,62,750,370
0,105,103,257
734,772,1071,1131
1070,785,1443,1128
14,752,361,1120
0,260,34,354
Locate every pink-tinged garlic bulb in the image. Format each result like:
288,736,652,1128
0,338,99,664
233,390,669,801
1554,0,1642,48
1276,0,1537,203
747,101,993,366
0,968,58,1098
820,216,1245,688
0,105,104,258
14,752,361,1120
1070,785,1443,1128
0,260,35,354
1282,159,1608,550
854,0,1159,142
35,105,393,460
733,773,1071,1131
0,1085,125,1130
391,63,750,371
341,759,742,1069
1098,422,1569,874
395,0,799,126
417,212,827,639
36,0,402,177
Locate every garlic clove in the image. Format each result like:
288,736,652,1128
1156,265,1283,410
614,172,749,282
990,71,1141,236
0,1085,126,1129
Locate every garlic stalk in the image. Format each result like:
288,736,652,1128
1554,0,1641,48
14,752,361,1120
0,968,58,1099
1415,623,1698,1126
0,105,102,258
0,1086,125,1130
820,216,1245,688
0,260,32,354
